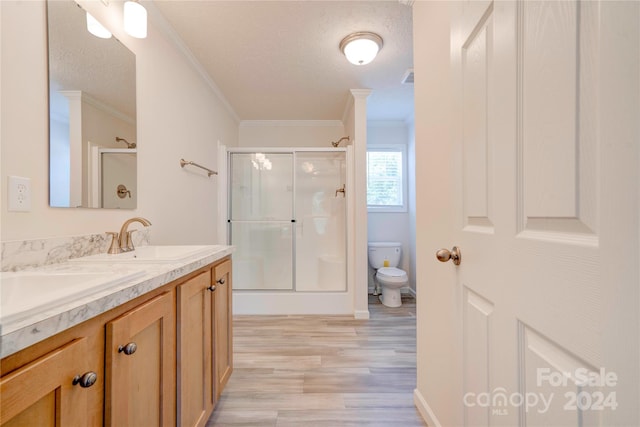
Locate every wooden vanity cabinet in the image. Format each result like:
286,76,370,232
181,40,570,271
105,292,175,427
177,270,214,427
213,259,233,399
0,337,101,427
0,256,232,427
177,258,234,427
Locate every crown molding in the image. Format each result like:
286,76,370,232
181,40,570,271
240,120,344,128
350,89,373,98
59,90,135,125
146,1,240,124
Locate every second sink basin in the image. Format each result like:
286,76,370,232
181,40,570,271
71,245,216,263
1,270,145,325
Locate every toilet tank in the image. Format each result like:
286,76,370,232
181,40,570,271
368,242,402,269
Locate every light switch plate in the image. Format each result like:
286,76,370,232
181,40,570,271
8,176,31,212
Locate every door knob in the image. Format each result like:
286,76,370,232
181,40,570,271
436,246,461,266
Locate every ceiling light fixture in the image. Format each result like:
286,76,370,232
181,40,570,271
339,32,383,66
86,12,112,39
124,0,147,39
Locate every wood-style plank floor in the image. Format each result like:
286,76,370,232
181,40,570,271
206,295,427,427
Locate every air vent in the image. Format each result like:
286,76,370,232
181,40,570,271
401,68,414,84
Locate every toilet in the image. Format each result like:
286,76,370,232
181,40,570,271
367,242,409,308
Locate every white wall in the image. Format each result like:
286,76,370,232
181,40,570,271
239,120,345,148
0,1,238,244
366,121,415,293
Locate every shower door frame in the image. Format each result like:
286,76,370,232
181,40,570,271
227,147,351,297
226,146,354,314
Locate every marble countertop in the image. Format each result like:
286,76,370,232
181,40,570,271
0,245,234,359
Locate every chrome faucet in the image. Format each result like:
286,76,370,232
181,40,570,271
106,217,152,254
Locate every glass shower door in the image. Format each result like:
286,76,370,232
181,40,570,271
229,153,293,290
295,152,347,291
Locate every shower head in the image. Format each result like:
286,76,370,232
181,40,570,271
116,137,137,149
331,136,350,147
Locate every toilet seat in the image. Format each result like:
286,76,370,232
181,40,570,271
376,267,408,283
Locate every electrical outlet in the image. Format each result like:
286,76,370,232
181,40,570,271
8,176,31,212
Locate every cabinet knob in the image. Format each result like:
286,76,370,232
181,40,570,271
207,285,217,292
118,342,137,355
72,371,97,388
216,277,225,285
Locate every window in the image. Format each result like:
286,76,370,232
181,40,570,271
366,145,407,212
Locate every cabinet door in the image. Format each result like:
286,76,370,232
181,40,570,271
177,270,214,427
1,337,98,427
213,259,233,399
105,292,175,427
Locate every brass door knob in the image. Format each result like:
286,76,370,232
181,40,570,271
436,246,461,266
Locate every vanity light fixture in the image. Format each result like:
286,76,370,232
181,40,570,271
124,0,147,39
339,32,383,66
86,12,112,39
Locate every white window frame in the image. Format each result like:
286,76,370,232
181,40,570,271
366,144,408,213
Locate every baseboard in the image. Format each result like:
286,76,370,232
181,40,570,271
354,310,370,319
414,388,442,427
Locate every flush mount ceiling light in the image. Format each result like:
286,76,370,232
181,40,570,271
86,12,112,39
339,32,383,66
124,0,147,39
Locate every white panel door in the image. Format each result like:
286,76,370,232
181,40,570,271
416,1,639,426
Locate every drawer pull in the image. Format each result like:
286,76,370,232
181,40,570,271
207,285,217,292
216,278,225,285
72,371,97,388
118,342,137,355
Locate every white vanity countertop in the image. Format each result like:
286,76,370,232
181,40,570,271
0,245,234,359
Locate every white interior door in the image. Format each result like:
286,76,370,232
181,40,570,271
414,1,639,426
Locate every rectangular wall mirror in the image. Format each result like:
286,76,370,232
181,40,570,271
48,0,137,209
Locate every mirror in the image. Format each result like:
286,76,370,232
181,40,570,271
48,0,137,209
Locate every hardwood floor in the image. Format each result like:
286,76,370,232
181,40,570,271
206,295,426,427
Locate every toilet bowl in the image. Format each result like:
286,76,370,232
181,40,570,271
375,267,408,308
368,242,409,308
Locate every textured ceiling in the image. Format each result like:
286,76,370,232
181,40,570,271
48,0,136,120
153,1,414,122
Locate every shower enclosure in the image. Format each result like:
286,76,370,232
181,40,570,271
229,148,347,294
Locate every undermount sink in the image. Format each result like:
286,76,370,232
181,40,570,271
70,245,216,263
0,270,145,325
